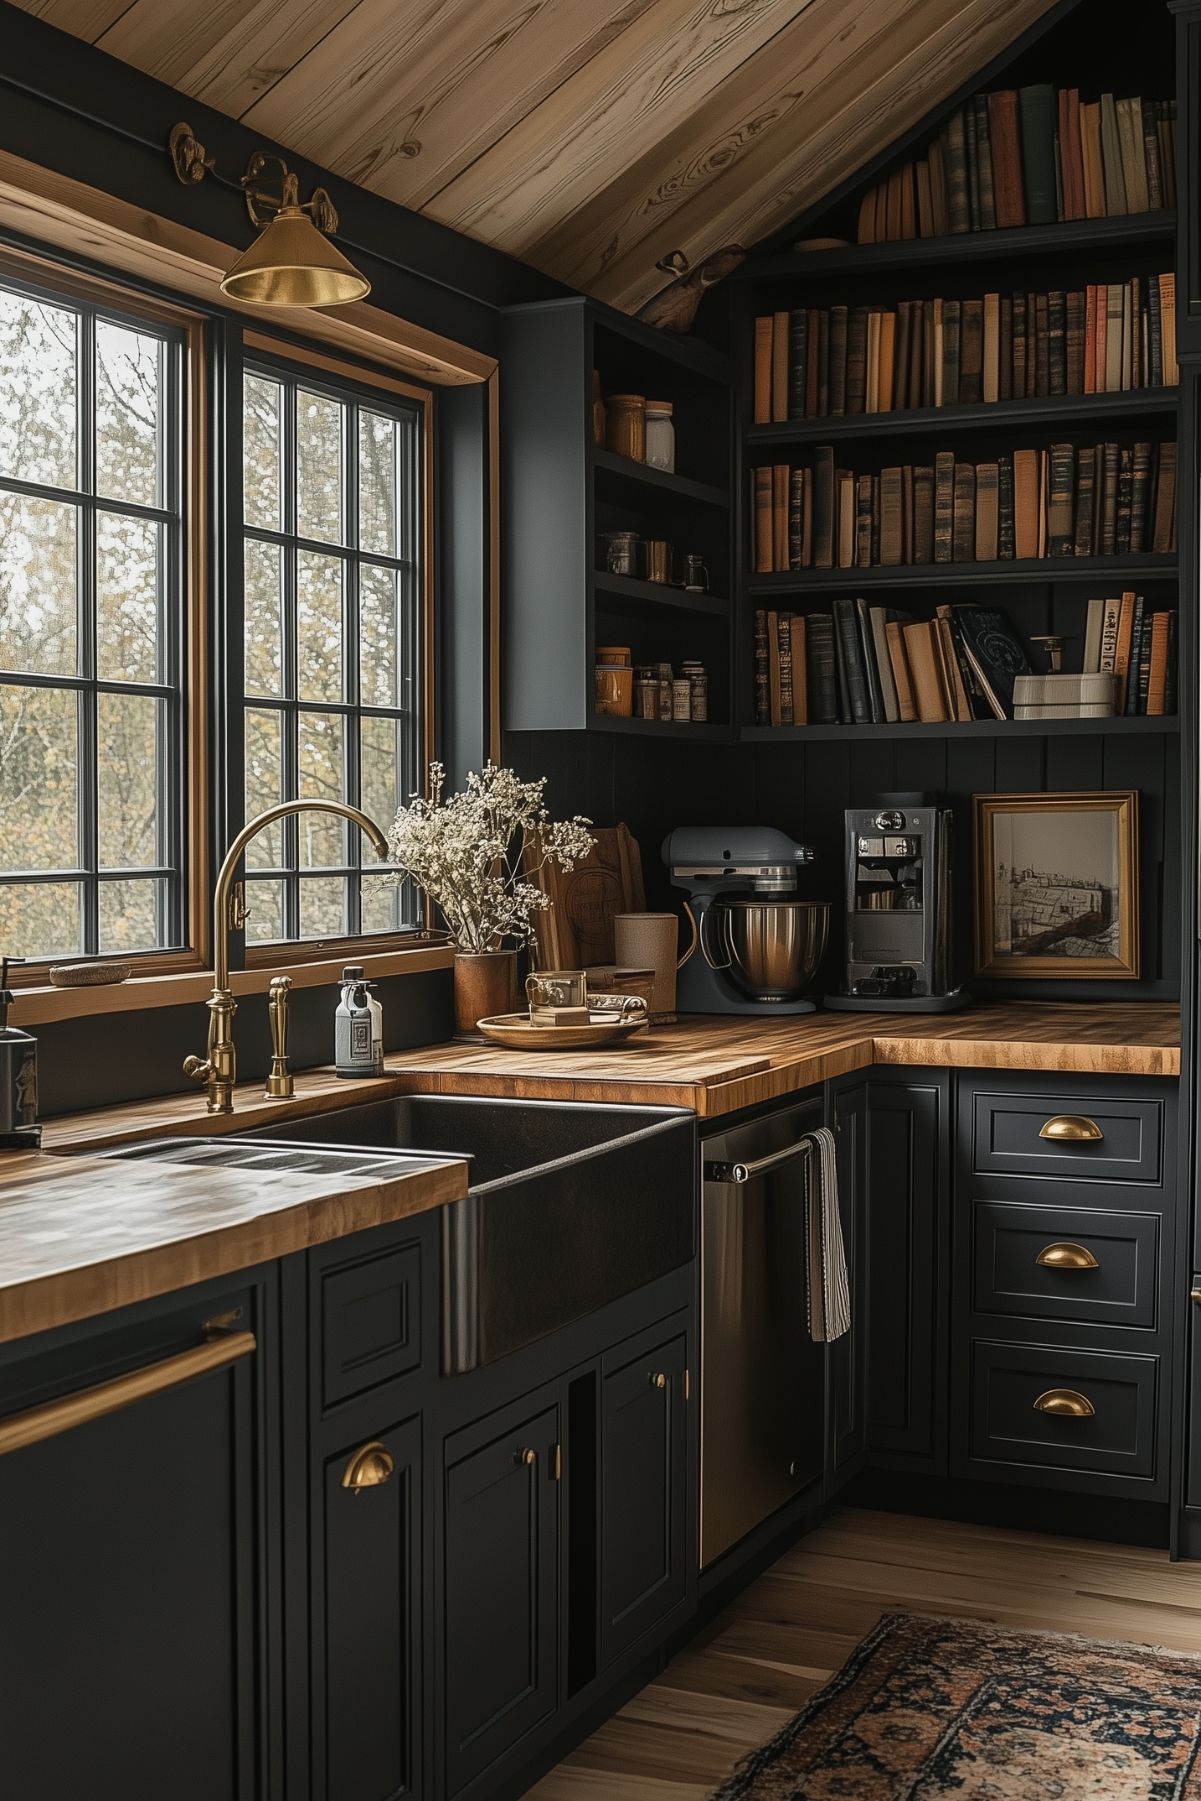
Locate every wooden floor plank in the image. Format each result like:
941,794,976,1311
525,1507,1201,1800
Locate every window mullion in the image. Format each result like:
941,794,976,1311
78,309,98,955
346,399,361,937
283,381,300,942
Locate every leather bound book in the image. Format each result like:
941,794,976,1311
856,597,885,722
952,462,976,562
895,302,912,412
982,293,1001,404
1047,290,1066,395
866,310,881,412
999,295,1012,402
1095,287,1111,393
788,307,808,418
856,474,874,567
922,300,936,407
813,448,835,569
879,466,905,565
1019,84,1058,223
846,306,869,413
1143,100,1163,208
942,300,961,406
902,463,915,564
1099,595,1122,672
1115,445,1133,554
1065,289,1084,394
929,138,949,235
1034,293,1049,397
789,467,806,570
777,610,795,725
997,452,1015,560
1129,275,1142,390
1112,591,1136,707
869,608,900,722
1130,441,1152,552
1012,449,1040,560
802,469,813,568
771,312,789,422
772,464,789,569
837,470,856,569
932,299,945,406
944,108,971,233
1100,441,1120,555
936,606,973,720
1060,87,1086,220
878,311,897,414
828,304,849,417
817,308,830,417
885,168,904,242
807,614,839,723
1100,93,1128,214
1146,612,1170,715
954,604,1031,714
886,619,918,721
767,609,782,724
753,316,773,423
857,188,878,245
1080,101,1106,217
1084,285,1097,392
1038,446,1048,558
988,91,1026,228
974,95,996,229
913,465,935,564
754,466,774,572
908,300,925,408
1047,441,1075,556
833,597,871,723
1123,594,1145,715
1011,292,1027,397
1161,273,1178,385
1120,283,1133,390
901,163,917,240
1136,609,1154,715
934,451,956,563
960,299,983,404
1151,440,1177,552
753,609,770,723
1074,445,1096,556
805,309,821,417
870,474,881,566
975,461,999,560
1157,103,1176,210
1117,97,1149,213
1164,609,1178,713
965,101,980,232
902,621,950,721
1148,275,1163,386
917,159,934,237
790,614,809,725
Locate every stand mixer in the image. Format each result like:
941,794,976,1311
663,826,829,1015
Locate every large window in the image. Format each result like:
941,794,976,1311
0,270,186,962
241,358,425,947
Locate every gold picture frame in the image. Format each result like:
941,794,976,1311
973,791,1140,979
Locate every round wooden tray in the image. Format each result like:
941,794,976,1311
475,1012,649,1051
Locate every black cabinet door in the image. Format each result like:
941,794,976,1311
442,1398,560,1797
0,1284,265,1801
318,1415,422,1801
599,1332,688,1667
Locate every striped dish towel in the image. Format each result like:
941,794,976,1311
805,1126,851,1343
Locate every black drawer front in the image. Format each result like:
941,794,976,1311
970,1340,1157,1479
971,1089,1162,1184
972,1201,1160,1330
319,1240,422,1408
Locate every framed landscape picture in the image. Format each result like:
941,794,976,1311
973,791,1139,980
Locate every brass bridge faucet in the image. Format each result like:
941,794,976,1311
184,800,391,1115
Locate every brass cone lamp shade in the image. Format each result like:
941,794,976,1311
220,205,371,308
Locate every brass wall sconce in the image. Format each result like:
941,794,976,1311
168,122,371,309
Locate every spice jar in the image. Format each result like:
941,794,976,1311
595,646,633,717
605,393,645,462
644,401,675,473
682,658,708,722
671,676,692,722
635,666,659,720
599,530,639,576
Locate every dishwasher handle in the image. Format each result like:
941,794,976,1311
704,1137,814,1186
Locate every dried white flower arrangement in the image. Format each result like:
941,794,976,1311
388,762,595,954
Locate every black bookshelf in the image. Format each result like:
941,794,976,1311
741,714,1179,742
746,387,1179,448
747,554,1177,594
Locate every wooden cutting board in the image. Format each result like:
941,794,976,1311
525,824,646,968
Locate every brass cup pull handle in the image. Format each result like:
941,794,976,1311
342,1441,395,1491
650,1372,668,1390
1192,1286,1201,1305
1033,1388,1096,1418
517,1447,537,1467
1038,1114,1104,1143
1036,1242,1100,1271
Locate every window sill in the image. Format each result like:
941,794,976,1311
11,942,455,1026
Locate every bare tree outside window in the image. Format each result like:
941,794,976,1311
242,364,422,944
0,275,183,961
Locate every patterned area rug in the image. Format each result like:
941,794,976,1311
711,1611,1201,1799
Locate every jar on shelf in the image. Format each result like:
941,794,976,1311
595,646,633,717
644,401,675,473
605,393,645,462
599,530,639,576
671,676,692,722
682,659,708,722
635,666,659,720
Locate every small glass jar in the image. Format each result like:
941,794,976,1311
605,394,645,463
644,401,675,473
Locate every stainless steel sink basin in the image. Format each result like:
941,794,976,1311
244,1094,697,1373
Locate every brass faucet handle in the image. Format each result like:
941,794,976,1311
183,1054,212,1082
228,881,249,932
265,975,295,1100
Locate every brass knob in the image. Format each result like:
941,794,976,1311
650,1372,668,1390
517,1447,537,1466
1191,1286,1201,1305
342,1441,394,1491
1033,1388,1095,1418
1039,1114,1104,1143
1035,1242,1100,1271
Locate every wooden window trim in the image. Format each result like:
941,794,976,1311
0,245,210,987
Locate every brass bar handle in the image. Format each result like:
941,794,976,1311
342,1441,395,1492
1038,1114,1104,1143
1035,1242,1100,1271
650,1371,668,1390
516,1446,537,1467
1033,1388,1096,1418
0,1325,256,1458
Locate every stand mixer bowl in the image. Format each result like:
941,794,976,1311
718,899,830,1002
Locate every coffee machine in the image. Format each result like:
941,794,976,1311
663,826,829,1015
824,796,970,1012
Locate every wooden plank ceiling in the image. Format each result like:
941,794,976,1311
14,0,1058,312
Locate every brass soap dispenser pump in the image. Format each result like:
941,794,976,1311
0,957,41,1148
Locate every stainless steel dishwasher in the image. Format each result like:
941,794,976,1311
700,1096,827,1567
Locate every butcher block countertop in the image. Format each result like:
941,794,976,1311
0,1001,1179,1347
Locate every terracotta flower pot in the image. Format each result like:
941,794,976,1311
453,950,518,1038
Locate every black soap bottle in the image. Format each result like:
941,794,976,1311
0,958,40,1148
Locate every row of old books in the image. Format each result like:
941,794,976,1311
751,441,1177,573
752,598,1176,727
751,274,1177,422
849,88,1176,246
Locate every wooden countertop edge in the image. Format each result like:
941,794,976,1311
869,1034,1182,1077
